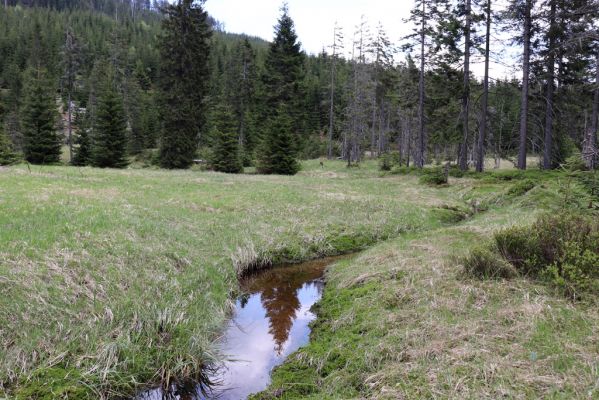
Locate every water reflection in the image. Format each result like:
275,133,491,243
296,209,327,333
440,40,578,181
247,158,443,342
136,256,343,400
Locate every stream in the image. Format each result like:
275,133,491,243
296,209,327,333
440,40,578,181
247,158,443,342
137,256,344,400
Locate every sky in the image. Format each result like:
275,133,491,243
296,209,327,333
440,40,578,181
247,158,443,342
203,0,519,79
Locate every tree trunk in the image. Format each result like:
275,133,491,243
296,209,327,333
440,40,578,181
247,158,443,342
476,0,491,173
327,27,336,160
543,0,556,170
68,92,73,164
418,0,426,168
518,0,532,170
459,0,472,171
370,96,377,158
591,51,599,169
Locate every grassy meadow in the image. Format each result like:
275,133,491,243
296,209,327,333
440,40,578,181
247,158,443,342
0,160,597,399
0,160,456,398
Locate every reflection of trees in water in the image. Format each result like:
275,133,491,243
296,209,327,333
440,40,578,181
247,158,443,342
260,282,303,354
239,263,326,355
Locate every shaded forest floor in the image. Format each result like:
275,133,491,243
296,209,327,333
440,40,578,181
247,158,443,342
0,160,597,399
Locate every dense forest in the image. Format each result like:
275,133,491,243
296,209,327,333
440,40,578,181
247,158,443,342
0,0,598,173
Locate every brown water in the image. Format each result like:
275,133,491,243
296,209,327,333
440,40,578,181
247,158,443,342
137,256,343,400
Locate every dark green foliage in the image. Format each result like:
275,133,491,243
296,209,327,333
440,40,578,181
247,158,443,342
157,0,212,169
222,38,258,162
0,125,20,165
576,171,599,201
419,167,448,185
90,79,128,168
378,152,400,171
261,5,305,149
467,212,599,299
71,109,91,166
257,109,300,175
210,104,243,174
21,68,61,165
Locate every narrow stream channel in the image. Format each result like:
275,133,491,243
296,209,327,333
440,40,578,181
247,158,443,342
137,256,344,400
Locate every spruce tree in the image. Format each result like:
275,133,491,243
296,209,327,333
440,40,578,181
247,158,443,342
91,77,129,168
71,109,91,166
0,125,19,165
211,104,243,174
158,0,212,169
262,5,305,136
257,4,303,174
257,107,300,175
21,68,62,165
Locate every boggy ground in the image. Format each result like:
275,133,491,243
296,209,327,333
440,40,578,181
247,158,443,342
1,160,463,399
1,160,596,399
255,167,599,399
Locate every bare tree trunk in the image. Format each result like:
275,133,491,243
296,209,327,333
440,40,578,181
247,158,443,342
591,51,599,169
518,0,532,170
543,0,556,170
370,96,377,158
327,26,337,160
476,0,491,173
418,0,426,168
459,0,472,171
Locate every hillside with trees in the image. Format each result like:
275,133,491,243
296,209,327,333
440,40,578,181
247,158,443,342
1,0,597,172
0,1,598,399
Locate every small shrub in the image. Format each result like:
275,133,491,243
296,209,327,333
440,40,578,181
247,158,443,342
492,212,599,298
507,179,536,196
576,171,599,201
419,167,448,185
448,166,465,178
462,246,518,279
489,170,524,181
544,241,599,299
378,152,400,171
561,153,587,172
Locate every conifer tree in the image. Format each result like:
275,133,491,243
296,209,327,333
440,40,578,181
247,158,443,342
261,4,305,147
91,76,129,168
71,108,91,166
211,104,243,174
257,107,300,175
258,4,303,174
61,26,81,163
0,125,19,165
21,68,62,164
158,0,212,169
223,38,257,164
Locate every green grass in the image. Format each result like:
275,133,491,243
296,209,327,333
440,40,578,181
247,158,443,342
1,160,596,399
253,167,599,400
0,160,463,398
